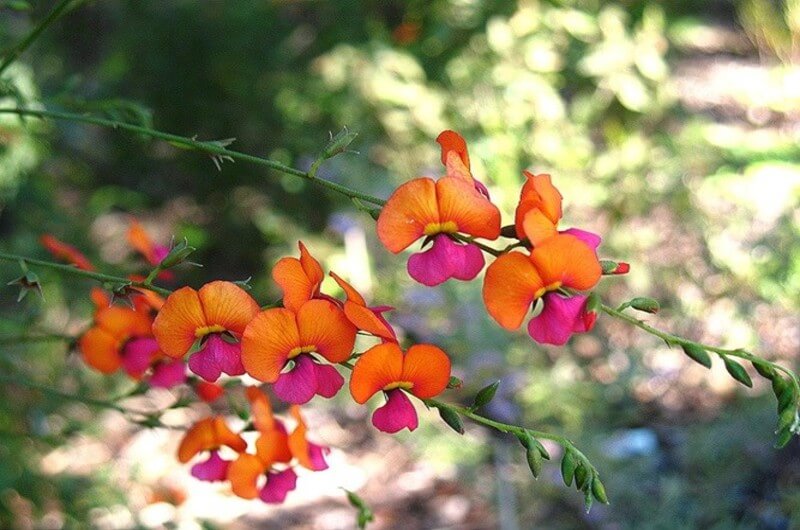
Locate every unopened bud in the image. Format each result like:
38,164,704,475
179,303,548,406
629,297,660,314
323,127,358,159
601,260,630,275
158,238,196,270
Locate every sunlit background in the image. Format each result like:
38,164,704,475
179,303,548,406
1,0,799,528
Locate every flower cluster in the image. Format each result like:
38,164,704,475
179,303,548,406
377,130,627,345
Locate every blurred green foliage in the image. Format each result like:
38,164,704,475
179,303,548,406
1,0,798,528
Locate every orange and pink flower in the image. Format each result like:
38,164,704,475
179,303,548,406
40,234,95,271
350,343,451,433
178,416,247,483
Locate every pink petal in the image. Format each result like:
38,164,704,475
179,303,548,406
372,389,419,433
259,468,298,504
527,293,593,346
152,245,170,264
273,354,318,404
407,235,485,286
121,337,159,378
305,441,330,471
312,362,344,399
561,228,602,252
190,450,230,482
149,360,187,388
474,180,491,200
188,334,244,382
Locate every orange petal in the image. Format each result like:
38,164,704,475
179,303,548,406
349,343,404,404
530,234,601,291
152,286,206,358
482,252,545,330
79,327,122,374
287,406,320,470
227,453,265,499
400,344,451,399
241,308,300,383
245,386,275,432
177,417,217,463
514,172,563,236
213,416,248,453
127,219,157,264
39,234,95,271
376,178,440,253
436,130,470,168
343,301,396,341
198,281,260,336
297,299,357,364
272,242,325,313
329,271,366,307
255,428,292,467
299,242,324,288
436,177,501,240
521,209,558,246
90,288,111,311
95,306,153,339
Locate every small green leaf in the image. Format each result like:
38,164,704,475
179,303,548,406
526,446,543,478
777,383,795,412
775,427,793,449
753,361,777,379
471,381,500,410
437,406,464,434
629,297,660,314
778,407,796,432
591,476,609,504
344,489,374,530
682,344,712,368
561,450,577,487
574,463,590,490
534,438,551,460
723,357,753,388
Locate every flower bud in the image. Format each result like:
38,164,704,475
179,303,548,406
158,238,196,270
629,297,660,314
601,260,630,275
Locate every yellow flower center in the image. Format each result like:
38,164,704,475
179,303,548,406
423,221,458,236
288,345,317,359
544,281,562,293
383,381,414,391
195,324,226,338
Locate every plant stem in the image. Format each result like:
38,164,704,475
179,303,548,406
0,332,75,345
0,107,387,207
0,0,85,77
600,303,800,396
0,251,172,296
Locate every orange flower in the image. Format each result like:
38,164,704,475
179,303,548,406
329,271,396,342
482,233,601,332
152,281,259,382
178,416,247,483
241,299,356,404
40,234,95,271
350,343,451,433
288,405,330,471
513,172,563,245
127,219,170,267
272,241,325,313
376,132,500,286
79,304,154,374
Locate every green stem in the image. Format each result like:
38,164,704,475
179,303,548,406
0,0,85,77
600,303,800,396
0,251,172,296
451,234,502,257
0,107,387,207
0,373,143,415
0,332,75,345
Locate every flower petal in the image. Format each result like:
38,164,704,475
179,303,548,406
436,130,470,169
527,293,591,346
297,299,357,364
272,354,318,404
241,308,300,383
400,344,451,399
288,406,330,471
273,242,325,313
376,178,440,253
121,337,159,377
313,362,344,399
40,234,95,271
561,228,601,251
79,327,122,374
254,425,293,468
530,234,601,291
343,301,397,341
436,177,500,240
246,386,275,432
349,343,404,404
195,381,225,402
153,286,206,358
227,453,264,499
190,450,230,482
521,209,558,245
198,281,260,336
482,252,544,330
127,219,158,264
188,334,245,382
514,172,563,232
148,360,187,388
259,468,298,504
329,271,366,306
408,235,485,287
372,389,418,433
96,306,153,340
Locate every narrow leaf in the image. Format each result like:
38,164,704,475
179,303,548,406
723,357,753,387
753,361,777,379
682,344,712,368
437,406,464,434
471,381,500,410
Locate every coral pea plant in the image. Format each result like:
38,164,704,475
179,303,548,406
2,2,799,525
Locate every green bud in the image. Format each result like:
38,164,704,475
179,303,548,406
561,449,577,487
526,446,543,478
437,406,464,435
574,463,590,490
584,488,594,512
723,357,753,388
158,238,196,269
585,291,601,314
682,344,712,368
591,476,609,504
323,127,358,159
753,361,777,379
471,381,500,410
629,297,660,314
775,427,793,449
